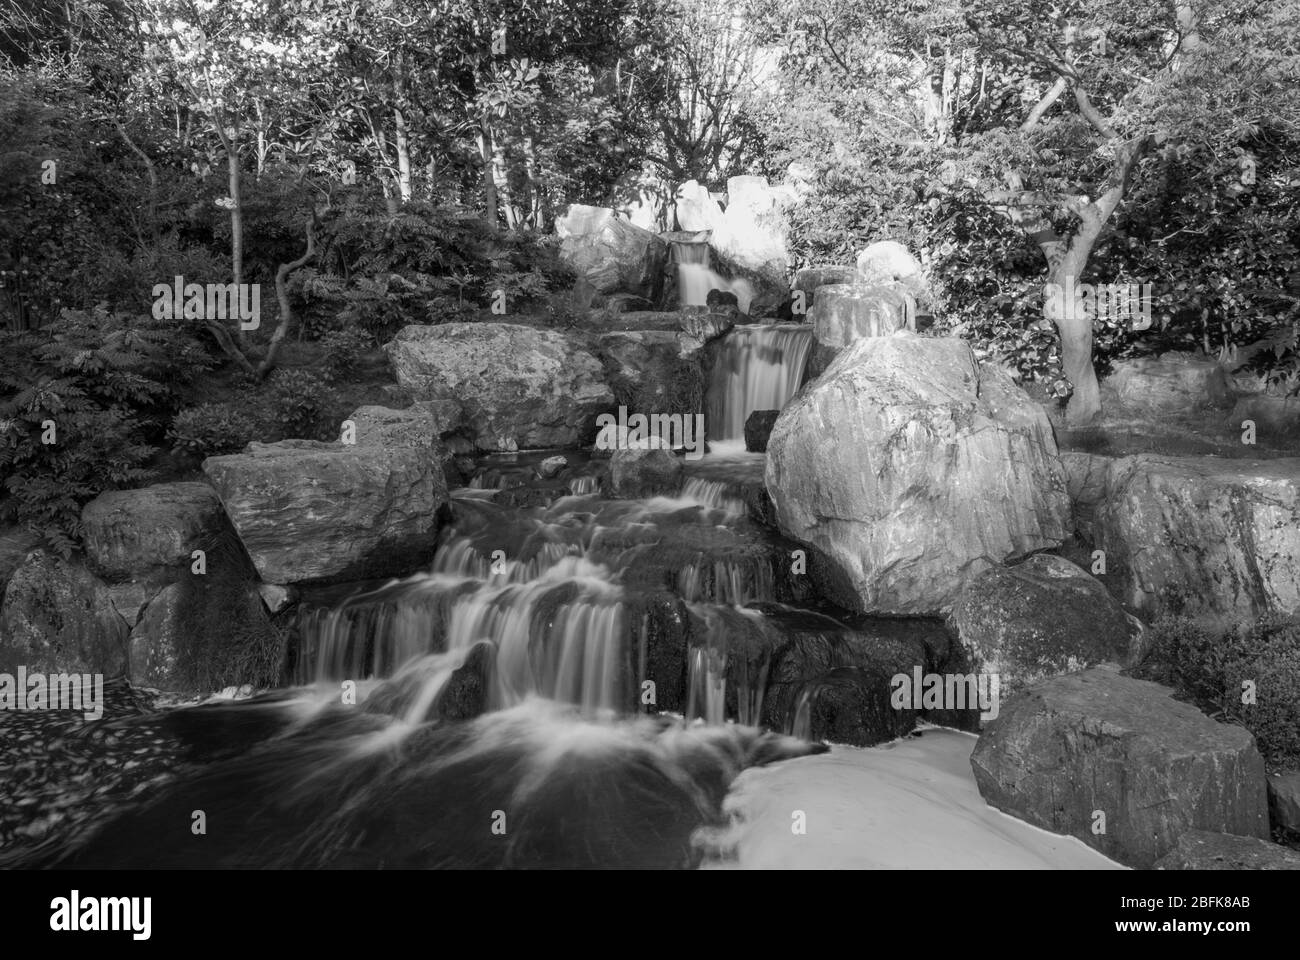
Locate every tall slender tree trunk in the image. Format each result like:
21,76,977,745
478,119,498,229
394,107,413,203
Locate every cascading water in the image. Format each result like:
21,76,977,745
672,239,755,313
706,324,813,444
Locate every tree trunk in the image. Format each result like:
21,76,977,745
478,120,498,229
259,215,318,379
214,113,246,350
394,106,413,203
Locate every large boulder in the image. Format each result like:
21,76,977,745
345,402,462,483
1095,455,1300,627
971,666,1270,868
808,283,913,378
855,241,929,305
80,482,229,583
596,330,707,416
385,323,615,450
1154,831,1300,870
948,554,1138,701
765,336,1070,615
711,175,789,282
792,266,857,300
673,180,724,233
555,204,668,302
203,439,448,584
1102,354,1232,417
608,447,683,498
0,553,129,675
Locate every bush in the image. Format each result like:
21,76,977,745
0,306,214,552
318,327,370,381
1136,613,1300,772
263,368,332,439
169,403,258,460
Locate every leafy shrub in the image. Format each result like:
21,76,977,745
0,306,215,551
263,368,332,439
318,327,371,381
1136,613,1300,772
169,403,258,460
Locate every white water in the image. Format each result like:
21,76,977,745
702,729,1126,870
673,240,755,313
706,325,813,441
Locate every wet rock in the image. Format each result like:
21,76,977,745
744,409,779,453
595,329,707,416
386,323,615,451
971,666,1270,868
129,570,277,693
1060,451,1110,543
80,482,229,583
537,456,568,479
1154,831,1300,870
0,553,129,675
609,447,683,499
203,439,447,584
1268,771,1300,835
949,554,1138,701
766,336,1070,615
556,204,668,302
758,610,930,747
1102,354,1232,417
1094,454,1300,627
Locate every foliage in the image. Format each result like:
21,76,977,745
168,402,258,460
1137,613,1300,772
263,368,333,439
318,326,371,380
0,305,214,551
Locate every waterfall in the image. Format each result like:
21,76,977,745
672,239,755,312
706,324,813,443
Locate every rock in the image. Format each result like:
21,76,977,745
1268,771,1300,834
346,403,461,482
1102,354,1232,416
537,456,568,479
856,241,922,285
129,579,274,691
604,293,656,313
673,180,724,232
0,553,129,675
1154,831,1300,870
595,329,707,416
971,666,1270,868
1229,394,1300,439
203,440,448,584
678,309,734,343
1095,455,1300,626
106,581,162,628
385,323,616,450
808,283,913,378
707,246,789,318
256,583,295,614
948,555,1137,701
711,176,789,282
609,447,683,498
765,336,1070,615
1060,451,1111,543
0,526,41,592
706,289,738,309
556,204,668,301
744,410,780,453
80,482,229,583
792,266,857,300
